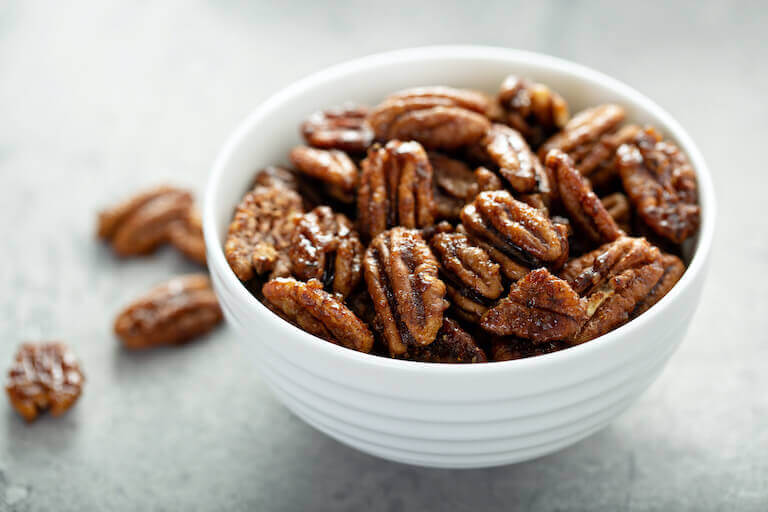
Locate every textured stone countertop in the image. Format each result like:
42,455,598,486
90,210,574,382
1,1,766,510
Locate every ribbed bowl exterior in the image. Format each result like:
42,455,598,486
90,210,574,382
203,47,715,468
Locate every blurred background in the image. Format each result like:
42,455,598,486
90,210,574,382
1,1,766,511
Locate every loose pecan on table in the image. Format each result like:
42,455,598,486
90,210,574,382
114,274,223,349
399,318,487,363
357,140,436,240
616,127,700,243
301,104,373,153
363,227,447,356
367,86,491,150
6,342,84,422
289,206,363,298
98,186,193,256
429,152,480,220
168,207,206,265
262,278,374,353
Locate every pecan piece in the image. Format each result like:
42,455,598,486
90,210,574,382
617,128,700,243
546,149,622,243
357,140,436,239
474,166,503,192
429,152,479,220
168,207,206,265
363,228,447,356
481,124,550,195
428,228,503,323
494,75,569,149
491,337,568,361
289,146,358,194
289,206,363,298
631,253,685,318
98,186,193,256
460,190,569,280
399,318,487,363
262,278,374,353
114,274,223,349
225,184,303,281
251,165,299,191
368,86,491,150
301,103,373,153
481,268,587,343
6,342,84,422
601,192,632,233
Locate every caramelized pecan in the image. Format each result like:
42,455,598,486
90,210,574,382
429,152,479,220
491,337,568,361
224,184,303,281
251,166,299,191
546,149,622,242
368,86,491,150
480,124,550,195
357,140,436,239
98,186,193,256
399,318,487,363
363,228,447,355
301,104,373,153
114,274,223,349
289,206,363,298
289,146,358,194
460,190,569,280
474,166,503,192
262,278,374,353
481,268,587,343
168,207,206,265
6,342,84,422
495,75,569,148
616,128,700,243
601,192,632,233
631,253,685,318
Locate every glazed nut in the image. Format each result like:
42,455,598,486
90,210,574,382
495,75,569,148
114,274,223,349
262,278,374,353
6,342,84,422
289,146,359,193
481,123,550,195
491,337,568,361
601,192,632,232
168,207,206,265
301,103,374,153
429,152,480,220
399,318,487,363
630,253,685,318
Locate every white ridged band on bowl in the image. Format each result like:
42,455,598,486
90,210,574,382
203,46,716,469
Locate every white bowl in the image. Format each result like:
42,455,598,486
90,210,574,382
203,46,716,469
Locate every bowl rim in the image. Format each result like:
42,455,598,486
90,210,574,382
203,45,716,375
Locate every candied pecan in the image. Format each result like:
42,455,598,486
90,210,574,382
480,124,550,195
251,166,299,191
225,184,303,281
617,128,700,243
494,75,569,148
429,152,479,220
474,166,503,192
491,337,568,361
546,149,622,243
399,318,487,363
363,228,447,356
601,192,632,233
428,229,503,323
6,342,84,422
289,146,358,194
289,206,363,298
460,190,569,280
262,278,374,353
481,268,587,343
368,86,491,150
114,274,223,349
357,140,436,239
631,253,685,318
301,104,373,153
168,207,206,265
98,186,193,256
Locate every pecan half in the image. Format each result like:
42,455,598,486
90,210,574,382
168,207,206,265
289,146,358,194
368,86,491,150
474,166,503,192
289,206,363,298
601,192,632,233
481,124,550,195
428,228,503,323
262,278,374,353
363,228,447,355
631,253,685,318
251,166,299,191
224,184,303,281
491,337,568,361
98,186,193,256
114,274,223,349
399,318,487,363
481,268,587,342
546,149,622,243
429,152,479,220
301,104,373,153
6,342,84,422
357,140,436,239
460,190,569,280
616,128,700,243
494,75,569,149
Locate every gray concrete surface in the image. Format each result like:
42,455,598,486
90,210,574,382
1,1,766,510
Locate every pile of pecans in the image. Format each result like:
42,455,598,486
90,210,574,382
225,76,700,363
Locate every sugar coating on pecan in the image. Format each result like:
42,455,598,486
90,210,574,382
368,86,491,150
494,75,569,149
474,166,503,192
546,149,622,242
491,337,568,361
114,274,223,349
461,190,569,278
481,124,550,195
98,186,193,257
601,192,632,233
429,152,480,220
399,318,487,363
225,184,304,281
617,128,700,243
262,278,374,353
364,227,447,355
481,268,587,343
289,206,363,298
631,253,685,318
301,104,373,153
358,140,436,239
168,206,206,265
289,146,358,193
6,342,84,422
